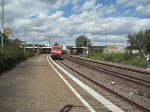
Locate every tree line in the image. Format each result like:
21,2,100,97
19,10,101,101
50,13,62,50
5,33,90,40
127,29,150,54
75,29,150,55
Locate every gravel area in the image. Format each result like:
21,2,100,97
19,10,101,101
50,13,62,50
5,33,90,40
59,58,150,111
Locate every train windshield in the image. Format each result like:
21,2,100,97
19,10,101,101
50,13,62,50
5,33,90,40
53,47,62,50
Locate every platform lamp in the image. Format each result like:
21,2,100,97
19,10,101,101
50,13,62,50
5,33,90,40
100,26,108,53
1,0,4,53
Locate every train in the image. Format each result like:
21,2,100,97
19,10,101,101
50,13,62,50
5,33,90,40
51,43,63,59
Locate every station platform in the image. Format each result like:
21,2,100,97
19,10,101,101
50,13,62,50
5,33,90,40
0,54,89,112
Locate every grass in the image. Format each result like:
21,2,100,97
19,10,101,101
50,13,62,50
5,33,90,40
80,52,147,67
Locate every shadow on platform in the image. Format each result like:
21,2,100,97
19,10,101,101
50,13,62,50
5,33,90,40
59,104,73,112
59,104,84,112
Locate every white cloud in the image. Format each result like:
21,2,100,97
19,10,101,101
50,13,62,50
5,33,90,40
0,0,150,46
71,0,80,5
116,0,128,5
136,5,150,15
57,17,68,23
109,5,116,8
53,0,70,9
116,0,150,7
50,11,64,19
105,9,116,15
72,5,79,12
12,18,31,29
15,13,150,46
80,0,96,11
124,9,130,14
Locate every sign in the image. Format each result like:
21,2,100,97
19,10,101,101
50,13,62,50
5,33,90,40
4,28,12,36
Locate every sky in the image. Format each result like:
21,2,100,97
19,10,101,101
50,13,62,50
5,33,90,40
0,0,150,46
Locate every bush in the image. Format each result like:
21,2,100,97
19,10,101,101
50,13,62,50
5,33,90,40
0,41,35,74
91,52,104,60
103,54,113,61
25,51,35,58
89,52,147,67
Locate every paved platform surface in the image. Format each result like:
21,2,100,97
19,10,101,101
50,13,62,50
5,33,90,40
0,54,89,112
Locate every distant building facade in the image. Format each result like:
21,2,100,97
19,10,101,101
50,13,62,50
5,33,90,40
13,38,24,48
103,45,126,53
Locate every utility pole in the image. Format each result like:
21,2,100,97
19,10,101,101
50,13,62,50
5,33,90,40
106,27,108,53
24,27,26,53
49,36,50,47
83,37,86,57
11,29,13,40
1,0,4,53
37,43,39,55
33,37,34,52
87,38,89,58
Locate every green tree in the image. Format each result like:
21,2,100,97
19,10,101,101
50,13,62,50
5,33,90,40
127,29,150,55
75,35,92,47
0,33,9,44
127,30,144,53
143,29,150,53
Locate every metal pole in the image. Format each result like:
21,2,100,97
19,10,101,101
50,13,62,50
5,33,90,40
106,27,108,53
11,29,13,40
87,38,89,58
38,44,39,55
49,36,50,53
84,37,85,57
37,34,39,55
1,0,4,53
33,37,34,52
49,36,50,47
24,27,26,53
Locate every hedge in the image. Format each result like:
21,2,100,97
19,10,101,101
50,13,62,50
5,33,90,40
0,42,34,74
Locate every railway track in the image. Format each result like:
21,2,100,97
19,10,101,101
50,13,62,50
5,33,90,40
62,54,150,87
55,54,150,112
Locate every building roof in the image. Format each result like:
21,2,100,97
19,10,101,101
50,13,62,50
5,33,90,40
13,38,24,47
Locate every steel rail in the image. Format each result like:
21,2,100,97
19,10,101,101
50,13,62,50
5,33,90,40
62,55,150,87
57,59,150,112
67,55,150,75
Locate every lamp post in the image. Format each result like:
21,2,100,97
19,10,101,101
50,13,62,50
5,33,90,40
33,37,34,52
1,0,4,53
49,36,50,47
37,43,39,55
24,27,26,53
87,37,89,58
82,35,89,58
100,27,108,53
106,27,108,53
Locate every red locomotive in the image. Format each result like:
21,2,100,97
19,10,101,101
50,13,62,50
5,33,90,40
51,43,62,59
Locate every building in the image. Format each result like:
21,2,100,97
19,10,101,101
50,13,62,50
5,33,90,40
13,38,24,48
103,45,126,53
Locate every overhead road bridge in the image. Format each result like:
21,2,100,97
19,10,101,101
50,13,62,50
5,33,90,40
24,46,51,54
